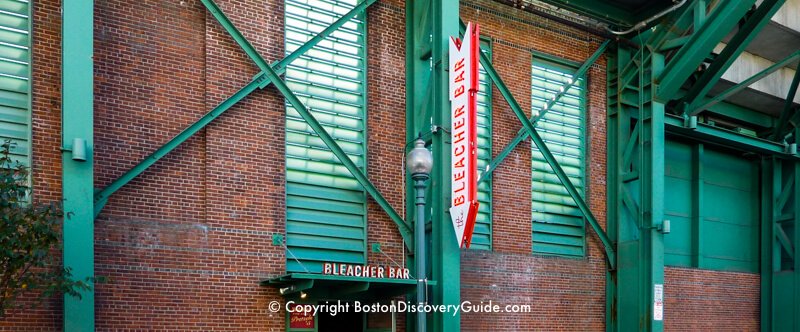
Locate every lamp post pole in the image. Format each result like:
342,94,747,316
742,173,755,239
413,172,428,332
406,138,432,332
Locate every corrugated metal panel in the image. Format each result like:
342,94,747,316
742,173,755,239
284,0,367,273
530,58,586,257
0,1,30,166
664,139,759,273
471,40,492,250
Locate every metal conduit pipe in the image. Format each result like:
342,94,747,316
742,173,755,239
492,0,638,47
604,0,689,35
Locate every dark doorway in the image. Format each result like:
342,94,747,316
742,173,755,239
318,307,362,332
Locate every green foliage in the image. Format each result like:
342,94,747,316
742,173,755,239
0,141,90,317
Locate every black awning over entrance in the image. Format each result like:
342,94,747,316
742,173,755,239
262,273,430,302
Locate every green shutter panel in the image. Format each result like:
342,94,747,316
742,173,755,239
471,40,492,250
530,58,586,257
284,0,367,273
0,0,31,167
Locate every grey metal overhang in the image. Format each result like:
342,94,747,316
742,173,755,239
723,21,800,70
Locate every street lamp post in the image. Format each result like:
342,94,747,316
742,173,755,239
406,138,432,332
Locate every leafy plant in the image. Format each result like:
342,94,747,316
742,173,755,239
0,141,91,318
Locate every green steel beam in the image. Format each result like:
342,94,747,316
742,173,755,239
643,55,666,332
476,40,616,269
405,1,434,330
691,144,703,267
62,0,95,330
94,77,263,216
776,223,795,260
606,39,625,332
255,0,378,90
689,50,800,115
93,0,378,214
607,44,666,332
656,0,756,101
664,115,793,156
760,157,778,332
764,159,800,331
617,0,696,92
523,107,617,269
673,90,775,129
200,0,270,72
478,39,609,184
772,65,800,140
659,35,690,51
258,58,413,250
793,160,800,331
429,0,460,331
679,0,785,115
202,0,376,85
776,171,795,212
692,0,706,29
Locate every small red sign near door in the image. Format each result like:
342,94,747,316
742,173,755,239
288,304,315,329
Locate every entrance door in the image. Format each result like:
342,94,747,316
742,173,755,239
317,309,362,332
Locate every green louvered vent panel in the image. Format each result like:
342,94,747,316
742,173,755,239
0,1,30,167
530,58,586,257
664,140,759,273
284,0,367,273
471,41,492,250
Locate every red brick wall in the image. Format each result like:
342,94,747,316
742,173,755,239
1,0,762,331
366,0,408,274
459,1,608,330
365,2,409,330
664,267,760,331
92,0,287,329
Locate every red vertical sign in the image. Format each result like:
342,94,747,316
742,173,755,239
449,22,480,248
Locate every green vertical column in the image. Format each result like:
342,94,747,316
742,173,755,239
760,157,777,332
605,45,621,332
761,155,800,331
62,0,95,330
793,160,800,332
405,1,431,331
607,43,665,332
645,52,666,332
405,0,462,330
430,0,459,331
691,144,703,267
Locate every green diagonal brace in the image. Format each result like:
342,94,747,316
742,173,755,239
690,50,800,115
477,39,609,184
475,41,616,269
93,77,264,216
93,0,378,216
772,65,800,140
656,0,756,101
259,60,414,250
201,0,271,72
776,224,796,260
618,0,695,91
201,0,377,81
680,0,786,115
